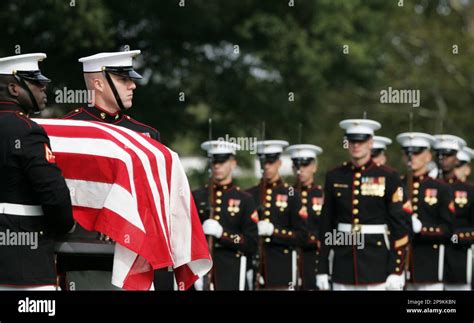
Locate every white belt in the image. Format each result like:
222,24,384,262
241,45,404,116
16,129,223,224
0,203,43,216
337,223,387,234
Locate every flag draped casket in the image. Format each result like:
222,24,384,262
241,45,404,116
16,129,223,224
34,119,212,290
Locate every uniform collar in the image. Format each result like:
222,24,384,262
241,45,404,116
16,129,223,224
209,181,234,193
0,101,25,113
443,174,458,184
413,172,429,182
349,158,373,172
264,178,283,189
83,104,123,123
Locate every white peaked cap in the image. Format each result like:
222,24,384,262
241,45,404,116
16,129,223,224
256,140,289,154
396,132,435,148
433,134,466,152
201,140,240,155
457,147,474,163
79,50,141,72
339,119,381,136
0,53,47,74
286,144,323,159
372,136,392,150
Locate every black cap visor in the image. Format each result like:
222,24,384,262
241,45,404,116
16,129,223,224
292,158,314,167
346,133,371,142
105,66,142,79
402,146,428,155
211,153,233,164
259,153,280,164
371,149,384,158
435,149,457,157
16,70,51,83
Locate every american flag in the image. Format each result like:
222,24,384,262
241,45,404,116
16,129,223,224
34,118,212,291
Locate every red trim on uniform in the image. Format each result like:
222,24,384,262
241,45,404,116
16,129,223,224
63,107,84,119
94,104,120,117
125,115,159,133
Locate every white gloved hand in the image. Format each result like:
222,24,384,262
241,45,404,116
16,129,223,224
194,277,204,291
202,219,223,238
257,221,274,237
385,273,405,290
316,274,330,290
412,216,422,234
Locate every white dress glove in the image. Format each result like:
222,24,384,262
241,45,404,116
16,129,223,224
385,273,405,290
412,216,422,234
257,221,274,237
202,219,223,238
194,277,204,291
316,274,330,290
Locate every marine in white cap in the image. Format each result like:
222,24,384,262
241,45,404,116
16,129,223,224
433,134,466,180
246,140,307,290
59,50,163,291
0,53,74,290
0,53,50,114
371,136,392,166
192,140,258,290
455,147,474,182
396,132,454,291
432,135,474,291
286,144,324,290
63,50,160,141
316,119,410,291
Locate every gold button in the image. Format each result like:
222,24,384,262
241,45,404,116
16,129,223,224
264,218,270,222
283,249,289,254
436,228,440,233
74,109,79,112
395,267,400,272
422,227,427,232
282,229,287,234
353,199,359,205
275,229,279,234
266,189,272,194
215,207,221,212
214,215,220,220
265,238,271,243
310,235,316,240
199,210,203,214
413,198,418,203
302,191,308,197
396,259,401,264
353,180,360,186
353,218,359,224
397,250,402,255
223,232,228,237
433,244,438,249
302,198,308,204
413,190,419,195
265,203,271,208
413,183,420,188
337,192,342,197
264,211,270,216
288,231,293,236
216,191,222,197
429,227,434,232
216,199,222,204
377,241,382,246
235,253,241,258
460,233,465,238
266,195,272,201
352,209,359,215
413,206,418,211
467,232,471,237
355,173,362,178
354,190,359,195
100,112,106,119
